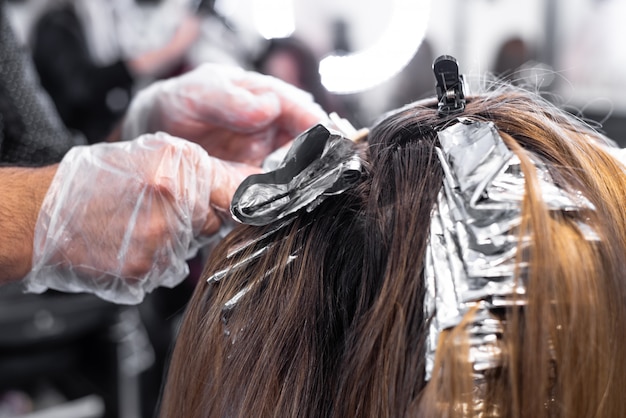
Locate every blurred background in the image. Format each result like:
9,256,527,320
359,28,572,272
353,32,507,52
1,0,624,417
6,0,626,143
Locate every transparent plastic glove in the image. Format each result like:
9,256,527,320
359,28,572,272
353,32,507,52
122,63,329,165
23,132,257,304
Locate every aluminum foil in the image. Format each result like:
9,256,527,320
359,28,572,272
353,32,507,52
231,124,362,226
206,221,307,284
214,122,363,333
424,119,597,385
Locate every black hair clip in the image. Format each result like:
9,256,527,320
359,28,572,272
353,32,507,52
433,55,466,117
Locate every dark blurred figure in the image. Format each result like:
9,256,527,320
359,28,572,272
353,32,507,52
493,37,536,82
30,1,201,143
387,38,435,109
331,18,351,56
253,36,343,116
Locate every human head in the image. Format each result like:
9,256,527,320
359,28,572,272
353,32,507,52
159,81,626,417
253,37,334,113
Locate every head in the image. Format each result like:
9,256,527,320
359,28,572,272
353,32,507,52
253,37,334,113
159,82,626,417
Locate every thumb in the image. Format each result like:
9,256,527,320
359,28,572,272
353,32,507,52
193,88,282,133
202,159,262,234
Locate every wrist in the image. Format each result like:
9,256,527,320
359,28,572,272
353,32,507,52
0,165,58,282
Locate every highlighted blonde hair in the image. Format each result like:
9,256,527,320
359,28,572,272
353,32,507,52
160,86,626,418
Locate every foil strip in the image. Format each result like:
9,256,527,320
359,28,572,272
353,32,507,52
206,222,309,284
220,121,363,294
424,119,597,386
231,124,362,226
223,254,298,310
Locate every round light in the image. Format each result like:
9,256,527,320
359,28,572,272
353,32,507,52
319,0,432,94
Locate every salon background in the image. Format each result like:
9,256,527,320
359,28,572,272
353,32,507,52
1,0,624,417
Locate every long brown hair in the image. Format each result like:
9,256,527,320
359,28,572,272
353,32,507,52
159,85,626,417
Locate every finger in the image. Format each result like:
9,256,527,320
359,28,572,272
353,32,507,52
275,96,328,136
202,159,261,234
209,159,261,210
272,130,296,150
192,130,277,165
177,69,283,132
240,73,330,134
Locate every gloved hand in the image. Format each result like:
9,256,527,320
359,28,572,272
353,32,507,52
23,132,258,304
121,63,329,165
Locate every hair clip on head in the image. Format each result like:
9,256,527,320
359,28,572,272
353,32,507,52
433,55,466,117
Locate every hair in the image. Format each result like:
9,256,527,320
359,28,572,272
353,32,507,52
159,83,626,418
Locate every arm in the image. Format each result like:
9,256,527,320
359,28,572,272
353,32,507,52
0,2,78,164
0,165,57,282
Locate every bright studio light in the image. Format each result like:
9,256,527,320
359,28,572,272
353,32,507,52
253,0,295,40
320,0,432,94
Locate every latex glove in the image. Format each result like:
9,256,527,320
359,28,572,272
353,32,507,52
121,63,329,165
23,132,258,304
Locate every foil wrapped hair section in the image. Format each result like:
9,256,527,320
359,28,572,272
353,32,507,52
424,119,597,384
214,124,363,319
231,124,362,227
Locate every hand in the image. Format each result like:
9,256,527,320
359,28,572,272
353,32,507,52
122,63,329,165
24,132,259,304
